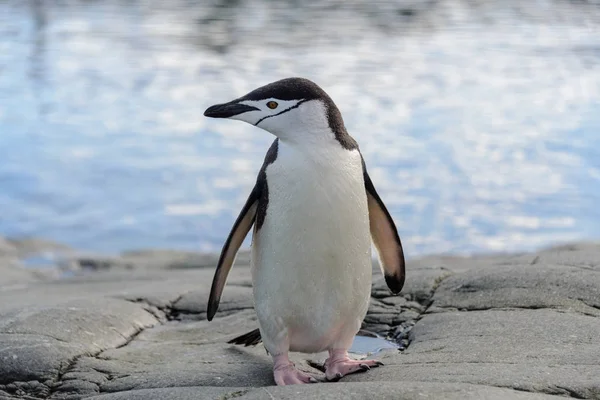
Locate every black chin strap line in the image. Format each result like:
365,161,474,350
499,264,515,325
254,99,309,126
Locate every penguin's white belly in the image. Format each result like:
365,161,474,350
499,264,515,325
251,147,372,354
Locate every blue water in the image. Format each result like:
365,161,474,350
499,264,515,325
350,334,399,355
1,1,599,256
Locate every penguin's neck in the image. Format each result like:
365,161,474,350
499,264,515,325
276,136,359,174
267,100,339,146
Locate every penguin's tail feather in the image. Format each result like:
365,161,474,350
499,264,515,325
228,328,262,346
226,328,380,348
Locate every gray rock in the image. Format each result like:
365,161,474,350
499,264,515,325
0,240,38,289
58,256,134,273
86,382,566,400
119,249,252,270
541,241,600,253
363,298,405,327
0,333,85,386
5,237,72,258
0,268,210,314
0,298,157,343
85,386,244,400
49,248,253,276
503,242,600,271
433,263,600,314
0,264,38,290
0,298,159,398
342,309,600,398
0,237,17,257
1,241,600,399
372,266,451,304
408,310,600,365
77,311,283,391
172,284,254,320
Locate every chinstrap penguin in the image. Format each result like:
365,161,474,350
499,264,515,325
204,77,405,385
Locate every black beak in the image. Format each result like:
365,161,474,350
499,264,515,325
204,102,260,118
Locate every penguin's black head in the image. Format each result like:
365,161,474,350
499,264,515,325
204,77,327,119
204,77,354,148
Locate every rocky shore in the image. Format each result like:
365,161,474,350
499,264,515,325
1,237,599,399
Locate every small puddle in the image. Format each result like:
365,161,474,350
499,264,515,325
349,332,399,355
19,251,77,278
20,253,59,269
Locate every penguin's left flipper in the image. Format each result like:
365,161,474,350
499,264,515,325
206,186,258,321
363,161,406,294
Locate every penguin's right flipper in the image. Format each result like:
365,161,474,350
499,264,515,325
207,139,278,322
206,186,258,321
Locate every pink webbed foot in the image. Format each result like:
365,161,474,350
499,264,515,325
273,354,318,386
325,349,383,381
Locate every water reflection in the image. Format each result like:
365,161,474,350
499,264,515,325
0,0,599,256
28,0,48,115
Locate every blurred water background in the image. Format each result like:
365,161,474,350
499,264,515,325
0,0,599,257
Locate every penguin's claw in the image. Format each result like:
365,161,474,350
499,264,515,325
324,350,382,381
273,365,318,385
273,354,318,385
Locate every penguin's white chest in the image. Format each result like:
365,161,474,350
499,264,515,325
251,143,372,354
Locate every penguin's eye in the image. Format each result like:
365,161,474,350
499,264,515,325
266,101,278,109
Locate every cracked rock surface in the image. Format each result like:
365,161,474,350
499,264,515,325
1,239,600,399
